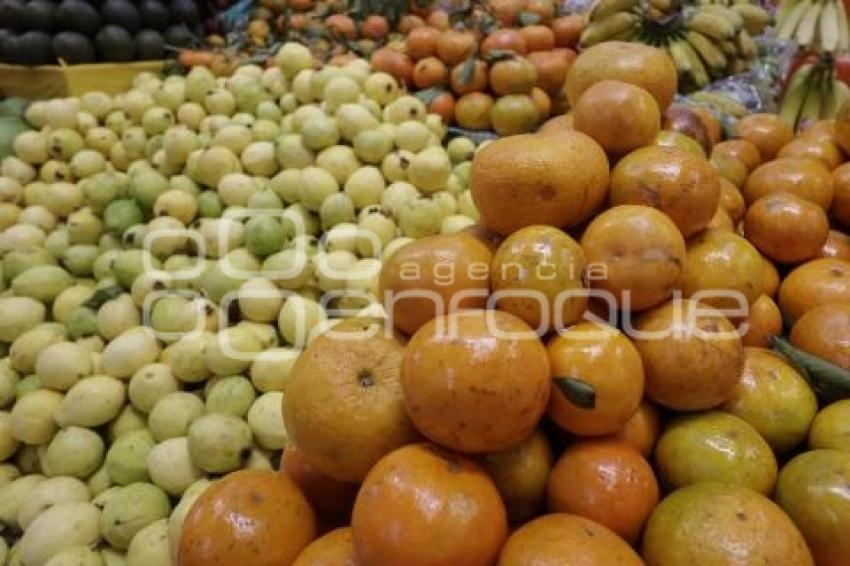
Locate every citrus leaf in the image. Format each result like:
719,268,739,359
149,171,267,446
554,377,596,409
485,49,518,62
457,53,477,86
82,285,124,311
414,87,445,105
770,336,850,401
518,10,541,25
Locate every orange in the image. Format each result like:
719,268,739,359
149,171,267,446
546,322,644,436
470,130,609,236
712,138,763,172
352,443,508,566
435,29,475,65
744,192,829,264
449,60,488,96
527,50,570,94
428,91,455,124
580,205,686,311
179,470,316,566
551,15,585,47
426,9,449,30
708,205,734,231
479,429,553,523
573,80,660,157
283,319,419,482
454,92,494,130
740,294,782,348
519,25,556,52
643,482,814,566
498,514,644,565
711,150,750,188
530,87,551,120
735,113,795,160
327,14,356,39
820,229,850,260
490,225,587,332
490,94,540,136
398,14,425,34
547,439,659,543
480,29,527,58
379,233,492,336
802,118,840,144
662,105,713,155
293,528,359,566
745,157,835,210
777,258,850,322
692,105,722,145
680,227,765,311
405,26,440,60
603,400,662,457
790,301,850,370
778,138,843,170
719,178,746,223
832,161,850,225
461,224,503,253
762,256,780,297
281,445,358,527
525,0,556,23
361,15,389,40
489,57,538,95
566,41,677,111
609,145,720,237
412,57,448,89
489,0,525,25
538,113,573,134
370,47,413,87
401,310,550,453
634,299,743,411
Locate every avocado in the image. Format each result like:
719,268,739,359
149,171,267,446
0,0,24,31
56,0,103,35
53,31,96,64
20,0,55,32
134,29,164,60
139,0,169,31
0,29,14,62
95,24,134,62
16,30,53,65
163,23,196,48
101,0,140,33
170,0,201,27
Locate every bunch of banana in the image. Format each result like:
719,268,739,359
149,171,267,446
779,60,850,131
776,0,850,53
581,0,771,90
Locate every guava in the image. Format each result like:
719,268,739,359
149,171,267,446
205,375,256,418
43,545,103,566
320,192,356,230
0,473,46,528
106,429,155,486
275,42,313,79
275,134,315,169
18,475,91,531
128,363,179,414
247,392,286,450
99,327,161,379
13,131,49,165
101,483,171,550
126,518,170,566
146,438,202,497
457,189,480,220
395,120,431,153
176,102,206,130
194,147,242,189
381,180,419,218
104,109,129,133
184,66,217,104
352,128,393,164
35,341,91,391
19,502,101,566
187,413,253,473
336,103,380,141
202,326,264,377
432,190,457,217
161,125,199,166
2,156,36,185
87,462,112,497
298,166,340,211
84,126,119,157
250,347,299,392
383,95,427,124
344,165,386,209
407,146,451,193
45,99,80,128
363,72,400,105
204,89,236,116
122,90,155,123
262,248,312,290
67,207,104,244
269,169,303,205
357,212,396,257
95,294,141,341
55,374,125,428
9,322,67,374
148,391,204,442
324,75,361,113
278,295,327,348
399,196,443,238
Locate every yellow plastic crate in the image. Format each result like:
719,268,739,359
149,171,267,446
0,61,165,99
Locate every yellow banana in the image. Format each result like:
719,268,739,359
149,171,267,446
649,0,677,12
590,0,640,22
735,29,757,59
685,30,728,71
689,91,747,117
678,39,711,87
731,3,774,35
667,40,693,74
718,39,739,57
837,0,850,50
795,0,824,47
777,0,813,40
697,5,744,32
798,67,825,130
779,62,815,129
580,12,640,46
820,0,840,52
688,11,737,40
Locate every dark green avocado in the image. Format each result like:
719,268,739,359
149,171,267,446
53,31,96,64
134,29,164,60
139,0,169,31
20,0,55,32
0,0,25,32
16,30,53,65
101,0,140,33
56,0,103,35
95,24,135,62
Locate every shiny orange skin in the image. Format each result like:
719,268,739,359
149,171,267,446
470,131,609,236
361,15,389,39
538,113,573,134
634,299,743,411
831,162,850,226
719,178,746,223
527,50,571,95
711,151,750,188
662,105,713,155
179,470,317,566
744,157,835,210
426,9,449,30
370,47,413,87
498,513,644,566
406,26,440,60
802,118,841,145
778,138,843,170
398,14,425,34
379,234,492,336
281,446,359,526
547,439,659,543
293,528,359,566
489,0,525,25
744,192,830,264
708,207,734,231
525,0,556,23
489,57,538,96
762,256,780,297
602,400,662,457
778,258,850,323
352,444,508,566
551,15,585,47
455,92,494,130
480,29,528,58
712,139,763,172
520,25,556,52
435,29,475,65
530,87,551,120
547,322,645,436
740,294,782,348
609,145,720,237
449,60,488,95
820,230,850,260
735,113,795,161
428,91,455,124
327,14,356,39
412,57,448,89
692,106,722,145
566,41,678,111
573,80,660,158
401,310,551,453
580,205,686,311
790,302,850,370
461,224,503,254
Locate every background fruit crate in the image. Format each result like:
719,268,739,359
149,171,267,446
0,60,164,99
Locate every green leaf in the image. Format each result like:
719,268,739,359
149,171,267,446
770,336,850,401
554,377,597,409
414,86,445,105
478,12,498,35
82,285,124,311
485,49,518,62
450,6,474,27
457,53,478,86
518,11,542,26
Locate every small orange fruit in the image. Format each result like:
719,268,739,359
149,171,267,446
449,60,488,95
831,161,850,225
527,50,571,94
712,139,763,172
480,28,527,58
740,294,783,348
719,178,746,223
603,400,662,457
820,229,850,261
538,113,573,134
293,527,359,566
428,91,455,124
744,192,830,264
489,56,538,95
745,157,835,209
777,258,850,322
455,92,494,130
352,444,508,566
435,29,475,65
735,113,795,160
778,138,843,170
530,87,551,120
519,24,556,52
790,302,850,370
551,15,585,47
762,256,780,297
412,57,448,89
406,26,440,60
281,445,359,526
490,94,540,136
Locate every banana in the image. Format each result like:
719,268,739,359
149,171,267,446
836,0,850,50
779,62,816,130
697,5,744,32
798,68,825,130
685,30,728,71
777,0,813,40
731,3,774,35
820,0,840,52
679,39,711,87
687,11,737,40
736,29,757,59
590,0,639,22
689,91,747,117
667,40,693,74
580,12,640,46
796,0,824,48
718,39,739,57
649,0,677,12
822,72,842,118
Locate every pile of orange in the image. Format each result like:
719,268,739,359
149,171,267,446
176,39,850,566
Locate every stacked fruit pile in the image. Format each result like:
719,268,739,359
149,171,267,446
0,0,204,66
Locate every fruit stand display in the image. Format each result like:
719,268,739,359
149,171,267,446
0,0,849,564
